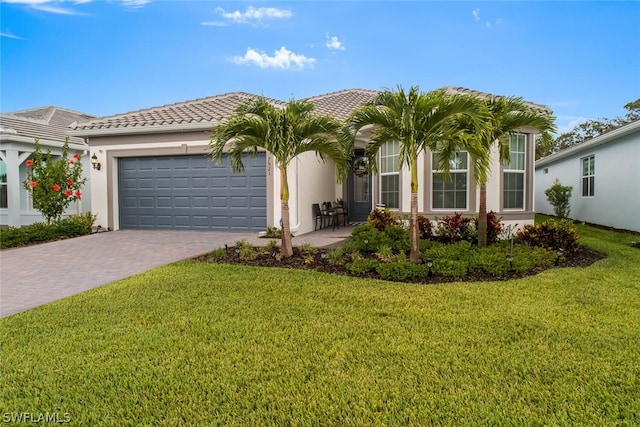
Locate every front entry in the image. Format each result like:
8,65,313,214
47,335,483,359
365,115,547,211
348,152,372,222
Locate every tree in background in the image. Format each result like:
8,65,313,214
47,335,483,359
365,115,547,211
210,97,350,258
537,98,640,159
23,138,86,224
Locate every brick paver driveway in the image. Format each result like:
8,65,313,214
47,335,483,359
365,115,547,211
0,230,253,318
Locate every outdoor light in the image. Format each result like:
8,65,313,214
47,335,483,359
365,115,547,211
270,247,278,259
235,243,241,259
555,248,564,266
506,253,514,272
91,153,101,170
426,258,433,277
364,238,369,252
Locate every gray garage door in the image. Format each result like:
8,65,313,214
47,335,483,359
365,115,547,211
118,154,266,231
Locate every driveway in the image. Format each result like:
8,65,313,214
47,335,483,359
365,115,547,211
0,230,253,318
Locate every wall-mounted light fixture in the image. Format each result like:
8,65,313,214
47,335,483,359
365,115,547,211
91,153,101,170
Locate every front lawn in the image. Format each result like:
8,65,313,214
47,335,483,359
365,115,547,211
1,222,639,425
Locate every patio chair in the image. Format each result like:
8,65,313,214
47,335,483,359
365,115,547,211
322,202,340,230
312,203,330,230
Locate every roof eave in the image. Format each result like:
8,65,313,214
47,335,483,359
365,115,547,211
0,134,88,150
67,121,218,138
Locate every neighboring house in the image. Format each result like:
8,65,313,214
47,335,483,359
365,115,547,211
68,88,551,235
535,120,640,232
0,106,95,227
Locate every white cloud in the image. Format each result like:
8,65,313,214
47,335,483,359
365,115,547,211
557,116,590,134
326,34,345,51
31,3,79,14
472,8,503,29
200,21,227,27
215,6,292,25
3,0,149,13
121,0,150,9
0,31,25,40
231,47,315,70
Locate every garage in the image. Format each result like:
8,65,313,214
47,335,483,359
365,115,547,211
118,153,266,231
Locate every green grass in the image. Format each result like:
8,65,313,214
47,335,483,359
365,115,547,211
1,221,639,425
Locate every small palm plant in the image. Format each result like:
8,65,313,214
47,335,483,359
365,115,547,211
210,96,350,257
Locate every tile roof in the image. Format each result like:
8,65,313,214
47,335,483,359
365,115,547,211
68,87,552,137
443,86,553,114
305,89,379,121
70,92,285,133
0,106,95,145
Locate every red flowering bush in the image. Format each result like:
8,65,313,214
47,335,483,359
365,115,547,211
23,137,86,224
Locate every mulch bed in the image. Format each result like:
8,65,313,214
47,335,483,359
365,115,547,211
192,244,606,285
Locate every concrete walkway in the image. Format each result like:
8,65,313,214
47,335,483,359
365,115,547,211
0,226,354,318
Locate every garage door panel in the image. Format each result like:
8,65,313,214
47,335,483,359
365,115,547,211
119,154,266,231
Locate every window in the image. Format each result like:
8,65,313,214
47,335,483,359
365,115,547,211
432,150,468,210
0,160,7,208
379,141,399,209
503,133,526,210
581,155,595,197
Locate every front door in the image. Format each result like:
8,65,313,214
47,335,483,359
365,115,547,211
348,152,372,222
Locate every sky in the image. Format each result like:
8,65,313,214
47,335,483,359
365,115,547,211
1,1,639,134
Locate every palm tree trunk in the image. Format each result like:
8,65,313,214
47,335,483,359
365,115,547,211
279,166,293,257
478,183,487,248
409,156,420,261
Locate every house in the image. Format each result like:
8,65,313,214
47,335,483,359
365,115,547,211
68,88,551,235
535,120,640,232
0,107,95,228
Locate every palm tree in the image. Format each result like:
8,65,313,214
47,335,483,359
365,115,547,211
470,96,556,247
348,86,489,261
209,96,350,257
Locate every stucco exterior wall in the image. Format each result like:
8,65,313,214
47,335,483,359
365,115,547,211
282,151,340,236
535,125,640,232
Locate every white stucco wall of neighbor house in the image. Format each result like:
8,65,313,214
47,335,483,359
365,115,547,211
535,122,640,232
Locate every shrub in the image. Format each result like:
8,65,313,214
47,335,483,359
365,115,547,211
515,219,580,253
417,215,433,240
473,211,504,245
346,259,380,277
376,261,429,282
209,247,227,261
325,248,345,265
55,213,96,237
432,259,468,278
23,138,87,224
434,213,476,244
382,226,410,254
375,245,396,263
367,208,399,231
351,224,388,253
545,179,573,218
0,213,96,249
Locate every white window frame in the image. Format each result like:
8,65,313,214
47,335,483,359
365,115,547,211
431,150,469,211
503,133,526,211
581,155,595,197
379,141,400,210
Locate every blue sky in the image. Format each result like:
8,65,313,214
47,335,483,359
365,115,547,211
1,1,639,134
